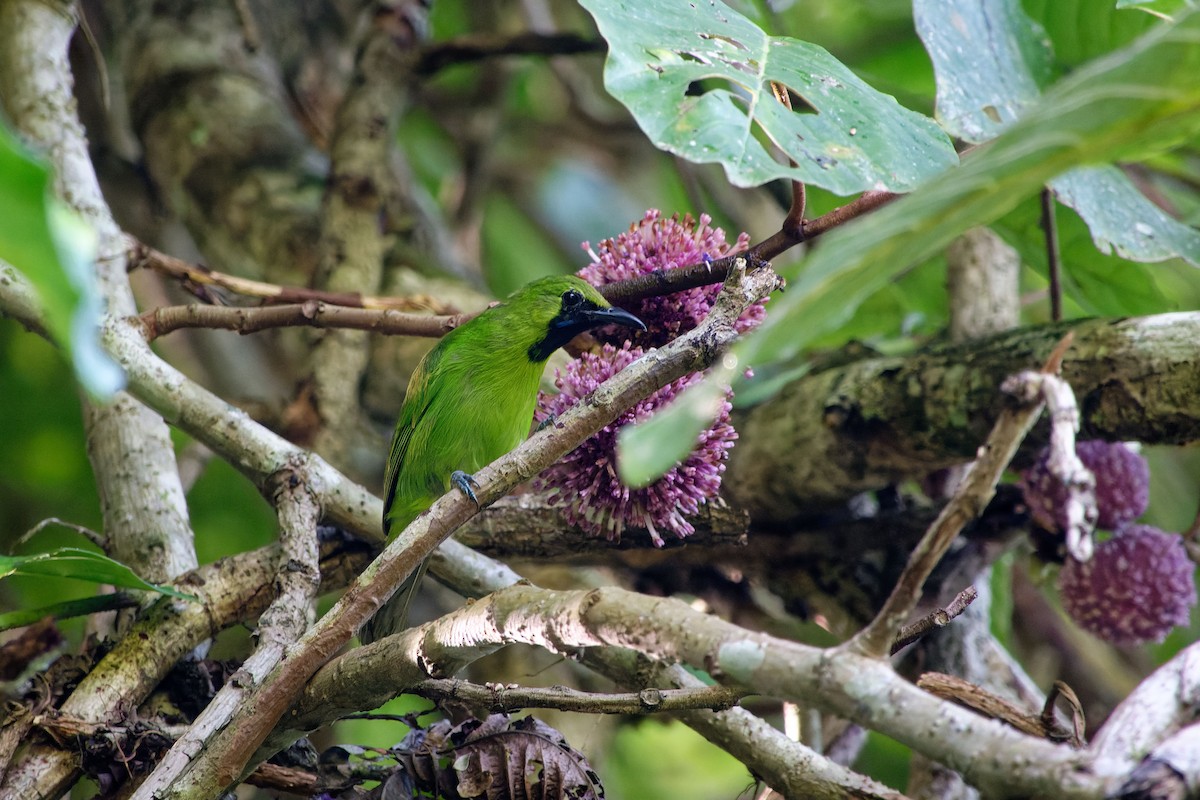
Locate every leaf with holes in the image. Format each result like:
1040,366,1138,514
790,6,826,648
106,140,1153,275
620,8,1200,481
1052,166,1200,267
580,0,957,193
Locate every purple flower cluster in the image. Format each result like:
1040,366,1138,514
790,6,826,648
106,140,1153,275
1058,525,1196,645
534,344,736,546
535,210,761,546
579,210,761,348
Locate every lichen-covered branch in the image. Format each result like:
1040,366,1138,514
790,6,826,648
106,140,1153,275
308,0,428,473
128,465,322,800
0,538,370,800
727,312,1200,519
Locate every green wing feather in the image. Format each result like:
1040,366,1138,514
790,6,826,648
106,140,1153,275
382,345,442,534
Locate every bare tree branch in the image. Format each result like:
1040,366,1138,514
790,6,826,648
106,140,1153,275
295,582,1095,799
411,678,744,716
848,354,1072,659
890,586,979,655
128,238,455,313
130,464,322,800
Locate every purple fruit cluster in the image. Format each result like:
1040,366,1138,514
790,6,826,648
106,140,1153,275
1058,525,1196,645
1021,440,1149,532
578,209,763,349
1021,441,1196,645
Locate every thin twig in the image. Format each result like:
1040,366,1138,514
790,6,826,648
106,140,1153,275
136,178,896,340
412,678,744,715
127,239,454,314
1042,681,1085,748
231,0,261,51
417,31,603,74
138,301,467,341
889,585,979,655
15,517,105,549
847,337,1076,658
769,81,807,239
601,191,895,307
1041,187,1062,322
916,673,1074,743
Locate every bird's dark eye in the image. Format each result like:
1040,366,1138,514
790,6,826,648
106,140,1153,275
561,288,585,309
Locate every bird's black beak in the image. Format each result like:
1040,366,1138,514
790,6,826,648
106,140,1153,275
581,305,646,332
530,303,647,361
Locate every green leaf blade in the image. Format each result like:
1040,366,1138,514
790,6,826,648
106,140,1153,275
915,0,1054,143
1052,165,1200,266
0,122,123,398
0,547,195,600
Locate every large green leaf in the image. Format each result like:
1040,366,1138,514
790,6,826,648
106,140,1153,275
0,547,195,600
0,122,123,398
620,8,1200,475
915,0,1053,143
917,0,1200,268
579,0,957,193
1052,166,1200,267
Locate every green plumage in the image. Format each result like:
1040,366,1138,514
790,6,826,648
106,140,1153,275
361,275,644,643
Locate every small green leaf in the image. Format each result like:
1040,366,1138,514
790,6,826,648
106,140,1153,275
0,121,123,398
1051,166,1200,266
617,361,735,488
0,547,195,600
580,0,957,192
616,382,714,488
0,594,140,632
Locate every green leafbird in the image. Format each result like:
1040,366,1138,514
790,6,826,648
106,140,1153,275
360,275,645,643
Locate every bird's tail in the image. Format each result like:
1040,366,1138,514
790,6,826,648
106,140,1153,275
359,558,429,645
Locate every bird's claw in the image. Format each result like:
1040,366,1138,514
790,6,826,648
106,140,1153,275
451,470,481,506
534,413,558,432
